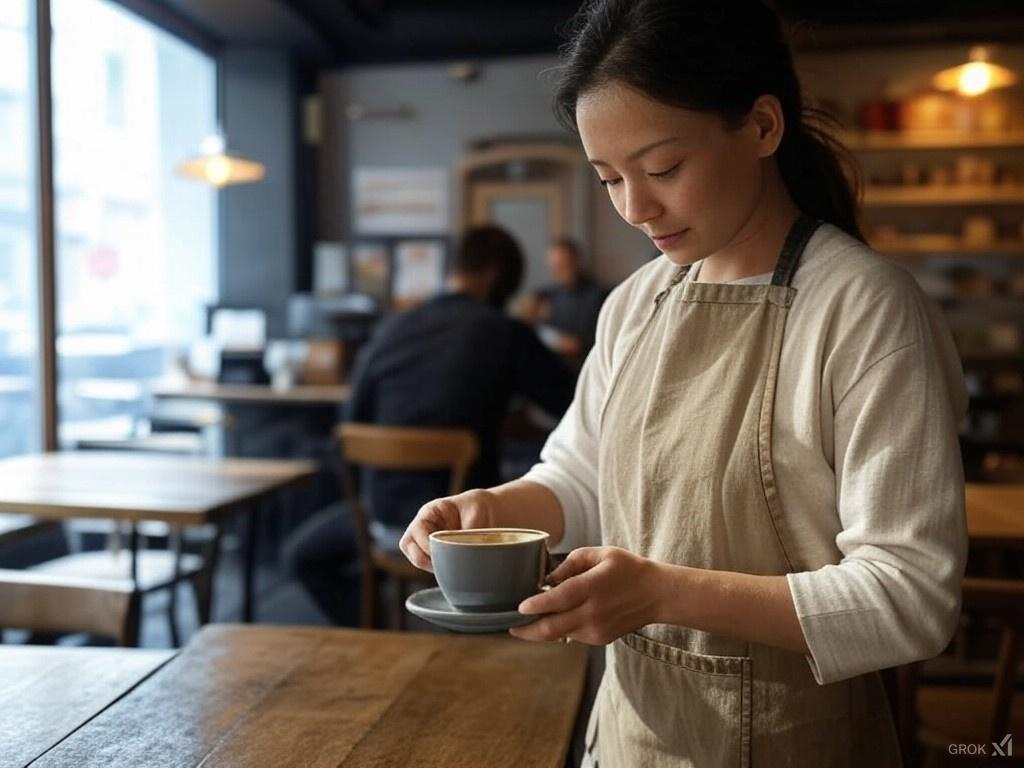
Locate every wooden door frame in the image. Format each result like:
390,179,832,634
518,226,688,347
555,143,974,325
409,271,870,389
457,141,586,235
468,181,567,239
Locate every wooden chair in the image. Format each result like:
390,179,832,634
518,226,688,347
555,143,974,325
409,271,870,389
898,577,1024,767
0,514,61,547
881,663,920,767
337,423,478,629
30,542,212,646
0,568,140,646
40,431,231,646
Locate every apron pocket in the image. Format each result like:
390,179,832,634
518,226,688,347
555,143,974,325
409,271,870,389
603,631,751,768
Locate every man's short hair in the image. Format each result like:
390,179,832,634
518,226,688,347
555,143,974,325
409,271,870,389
549,237,582,263
452,225,524,307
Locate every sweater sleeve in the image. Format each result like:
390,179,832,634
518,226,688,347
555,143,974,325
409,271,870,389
785,338,968,685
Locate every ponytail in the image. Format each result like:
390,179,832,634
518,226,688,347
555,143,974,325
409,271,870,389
777,108,864,241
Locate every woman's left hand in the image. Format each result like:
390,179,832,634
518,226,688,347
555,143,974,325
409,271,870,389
510,546,668,645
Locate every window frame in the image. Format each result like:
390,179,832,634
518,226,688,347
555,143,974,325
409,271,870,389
27,0,220,450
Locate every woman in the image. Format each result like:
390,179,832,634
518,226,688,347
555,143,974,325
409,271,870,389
400,1,967,765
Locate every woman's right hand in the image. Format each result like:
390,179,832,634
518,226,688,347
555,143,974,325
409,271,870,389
399,489,500,572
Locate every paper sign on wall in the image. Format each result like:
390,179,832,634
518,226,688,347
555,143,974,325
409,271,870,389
393,240,446,304
352,167,449,235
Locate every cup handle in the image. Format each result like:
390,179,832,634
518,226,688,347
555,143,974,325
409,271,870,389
538,544,563,588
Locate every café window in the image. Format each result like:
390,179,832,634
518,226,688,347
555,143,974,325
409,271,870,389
105,53,126,127
51,0,218,446
0,0,40,459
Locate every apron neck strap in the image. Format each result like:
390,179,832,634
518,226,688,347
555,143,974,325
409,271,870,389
770,214,820,287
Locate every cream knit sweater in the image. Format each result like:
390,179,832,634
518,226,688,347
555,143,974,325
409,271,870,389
523,223,968,685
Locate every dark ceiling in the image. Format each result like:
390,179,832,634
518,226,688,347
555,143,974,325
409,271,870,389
277,0,583,63
153,0,1024,66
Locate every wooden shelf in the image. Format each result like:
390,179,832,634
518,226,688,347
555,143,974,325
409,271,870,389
841,130,1024,150
870,236,1024,256
958,353,1024,366
863,185,1024,206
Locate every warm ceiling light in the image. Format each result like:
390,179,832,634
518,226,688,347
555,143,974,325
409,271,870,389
177,134,266,188
933,46,1018,97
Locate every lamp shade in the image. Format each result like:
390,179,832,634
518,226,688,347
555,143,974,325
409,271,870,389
177,134,266,187
933,46,1018,97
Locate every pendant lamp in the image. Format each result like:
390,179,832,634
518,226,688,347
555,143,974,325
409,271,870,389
933,46,1018,97
177,133,265,187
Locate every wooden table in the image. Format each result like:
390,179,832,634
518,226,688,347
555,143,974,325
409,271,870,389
152,380,350,406
152,382,349,457
0,452,317,622
0,646,173,768
966,482,1024,547
12,624,589,768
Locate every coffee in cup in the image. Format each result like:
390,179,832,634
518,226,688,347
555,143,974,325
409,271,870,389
429,528,550,612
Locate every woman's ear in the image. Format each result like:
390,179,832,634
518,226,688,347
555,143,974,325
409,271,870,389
750,94,785,158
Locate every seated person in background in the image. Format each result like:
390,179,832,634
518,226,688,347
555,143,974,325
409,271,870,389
522,238,608,370
282,225,575,624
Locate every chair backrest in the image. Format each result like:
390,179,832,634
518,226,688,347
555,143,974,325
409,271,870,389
898,575,1024,758
961,576,1024,742
0,569,139,646
336,423,479,558
0,515,59,547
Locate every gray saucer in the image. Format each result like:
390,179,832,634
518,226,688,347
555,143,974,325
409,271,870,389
405,587,537,634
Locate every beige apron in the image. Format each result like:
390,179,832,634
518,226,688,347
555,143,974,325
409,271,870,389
588,216,901,767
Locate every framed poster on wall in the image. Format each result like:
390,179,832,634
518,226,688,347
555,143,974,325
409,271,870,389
312,241,348,295
350,240,391,305
392,238,447,309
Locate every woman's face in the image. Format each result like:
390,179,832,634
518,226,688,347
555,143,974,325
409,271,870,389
576,81,767,266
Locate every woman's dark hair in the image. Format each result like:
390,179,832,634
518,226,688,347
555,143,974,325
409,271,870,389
452,225,525,308
553,0,863,241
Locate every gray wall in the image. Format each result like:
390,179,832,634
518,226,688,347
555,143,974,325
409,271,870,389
317,55,652,289
221,46,297,336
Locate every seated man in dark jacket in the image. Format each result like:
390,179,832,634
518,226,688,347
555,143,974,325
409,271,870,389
523,238,608,371
282,225,574,624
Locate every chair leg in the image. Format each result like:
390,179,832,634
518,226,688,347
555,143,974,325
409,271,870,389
192,526,222,625
360,567,377,629
167,529,183,647
394,578,406,631
122,590,142,648
893,663,922,768
166,587,180,647
191,578,212,626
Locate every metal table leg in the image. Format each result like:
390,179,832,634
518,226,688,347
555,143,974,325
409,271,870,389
128,522,139,585
167,527,183,647
128,522,142,647
242,501,261,622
